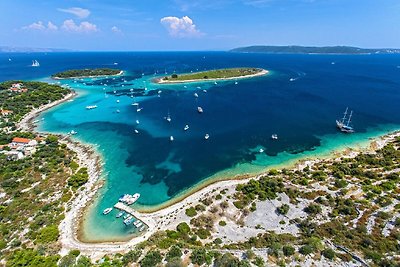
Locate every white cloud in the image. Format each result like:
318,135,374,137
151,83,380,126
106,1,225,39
47,22,58,31
111,26,122,34
22,21,57,31
58,7,91,19
160,16,203,38
61,19,98,33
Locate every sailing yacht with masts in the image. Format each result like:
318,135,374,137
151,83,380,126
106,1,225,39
31,60,40,67
336,107,354,133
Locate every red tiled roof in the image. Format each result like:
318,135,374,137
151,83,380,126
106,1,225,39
12,137,31,144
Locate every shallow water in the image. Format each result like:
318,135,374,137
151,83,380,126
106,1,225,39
1,51,400,241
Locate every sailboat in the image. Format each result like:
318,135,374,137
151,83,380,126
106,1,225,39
165,111,171,122
31,60,40,67
336,108,354,133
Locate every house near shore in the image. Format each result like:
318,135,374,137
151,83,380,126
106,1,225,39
9,83,28,93
0,109,13,116
0,137,39,159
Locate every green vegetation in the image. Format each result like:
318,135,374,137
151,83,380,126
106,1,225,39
185,207,197,217
0,80,93,265
160,68,263,82
68,167,89,188
0,81,70,125
52,68,121,79
140,250,162,267
276,204,290,215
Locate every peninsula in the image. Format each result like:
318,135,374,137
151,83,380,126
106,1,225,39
155,67,268,84
231,45,400,54
52,68,122,79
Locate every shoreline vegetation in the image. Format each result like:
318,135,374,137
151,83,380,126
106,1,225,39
51,68,123,79
2,76,400,266
154,67,268,84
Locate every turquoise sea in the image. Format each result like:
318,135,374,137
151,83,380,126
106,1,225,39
1,52,400,241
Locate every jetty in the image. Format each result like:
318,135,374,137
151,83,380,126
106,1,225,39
113,202,148,228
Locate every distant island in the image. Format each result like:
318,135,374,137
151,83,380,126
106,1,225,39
0,46,73,53
231,45,400,54
156,67,268,84
52,68,122,79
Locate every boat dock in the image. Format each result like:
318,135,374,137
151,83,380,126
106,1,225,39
113,202,148,227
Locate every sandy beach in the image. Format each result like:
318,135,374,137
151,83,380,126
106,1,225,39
58,129,399,259
155,69,269,84
18,92,76,132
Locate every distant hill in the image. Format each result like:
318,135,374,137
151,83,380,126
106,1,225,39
230,45,400,54
0,46,73,53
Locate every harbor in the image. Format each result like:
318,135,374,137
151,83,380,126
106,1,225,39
102,194,148,233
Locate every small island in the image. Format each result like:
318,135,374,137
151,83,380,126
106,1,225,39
52,68,122,79
155,67,268,84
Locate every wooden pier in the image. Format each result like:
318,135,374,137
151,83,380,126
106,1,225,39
113,202,148,226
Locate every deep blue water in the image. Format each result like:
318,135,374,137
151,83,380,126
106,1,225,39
1,51,400,240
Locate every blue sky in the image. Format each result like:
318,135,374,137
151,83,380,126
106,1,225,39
1,0,399,51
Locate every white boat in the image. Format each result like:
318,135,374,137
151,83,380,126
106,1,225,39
234,81,238,85
259,148,264,153
134,129,139,134
336,108,355,133
203,89,207,93
139,225,146,232
214,82,218,85
8,58,11,62
197,107,203,113
166,112,171,122
123,216,134,225
136,120,140,124
116,211,125,218
102,208,113,215
184,85,187,88
170,136,174,141
116,109,120,113
86,105,98,110
158,90,162,94
184,125,189,131
134,221,143,228
119,193,140,205
271,134,278,140
31,60,40,67
204,134,210,140
113,62,118,65
116,99,120,103
194,93,199,98
132,102,139,106
289,78,296,82
137,108,143,112
196,86,202,89
69,130,77,135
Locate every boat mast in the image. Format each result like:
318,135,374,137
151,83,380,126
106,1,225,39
346,111,353,126
341,107,348,123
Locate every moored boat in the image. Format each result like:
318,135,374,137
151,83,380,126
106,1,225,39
86,105,97,110
116,211,125,218
336,108,355,133
119,193,141,205
197,106,203,113
102,207,113,215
